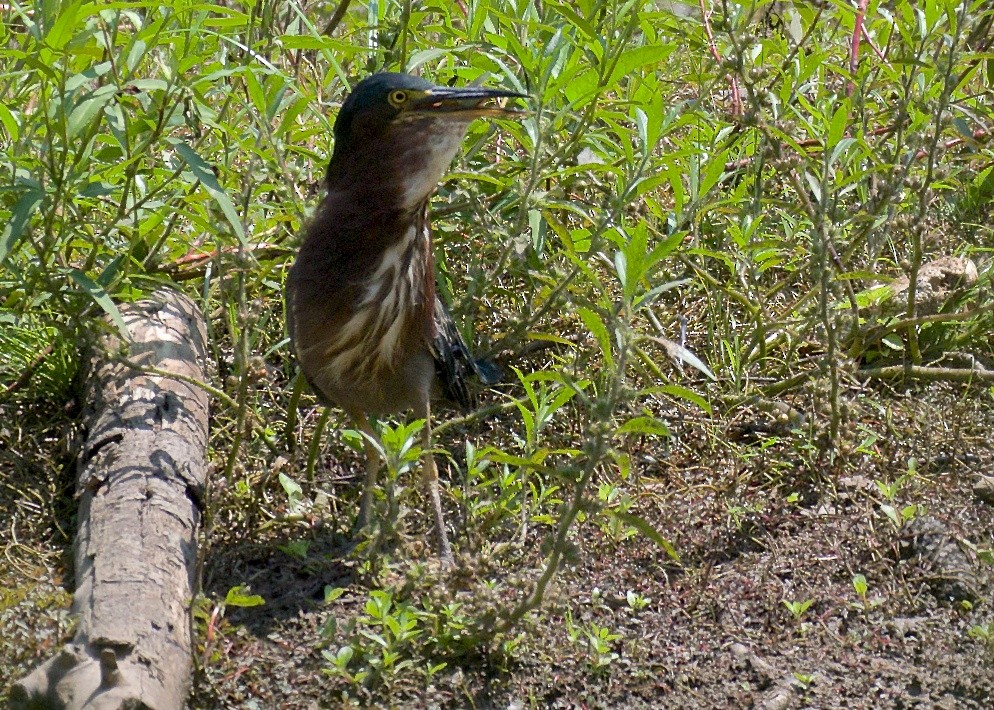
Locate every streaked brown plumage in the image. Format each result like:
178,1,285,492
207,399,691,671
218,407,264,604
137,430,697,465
286,72,524,562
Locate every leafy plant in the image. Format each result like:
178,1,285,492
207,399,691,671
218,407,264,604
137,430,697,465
876,458,924,530
625,590,650,612
783,598,814,622
584,621,622,670
968,623,994,655
323,589,425,687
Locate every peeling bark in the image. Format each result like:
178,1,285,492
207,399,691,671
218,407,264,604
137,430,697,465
11,289,210,710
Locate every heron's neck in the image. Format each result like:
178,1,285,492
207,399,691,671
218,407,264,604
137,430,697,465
326,123,465,213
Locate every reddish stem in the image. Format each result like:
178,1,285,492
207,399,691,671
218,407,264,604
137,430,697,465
848,0,870,96
699,0,741,115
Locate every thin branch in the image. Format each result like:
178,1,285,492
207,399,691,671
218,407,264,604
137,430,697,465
322,0,354,37
0,343,55,401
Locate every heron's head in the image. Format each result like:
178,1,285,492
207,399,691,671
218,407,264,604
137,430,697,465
326,72,527,209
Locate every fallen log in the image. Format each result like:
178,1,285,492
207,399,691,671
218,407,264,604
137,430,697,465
11,289,210,710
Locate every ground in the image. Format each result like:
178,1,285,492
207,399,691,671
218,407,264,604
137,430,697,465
2,1,992,707
6,378,990,708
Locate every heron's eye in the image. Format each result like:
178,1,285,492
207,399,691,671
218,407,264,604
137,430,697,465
388,90,408,107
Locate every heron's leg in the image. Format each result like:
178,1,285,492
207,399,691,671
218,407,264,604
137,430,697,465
420,404,453,564
355,413,380,531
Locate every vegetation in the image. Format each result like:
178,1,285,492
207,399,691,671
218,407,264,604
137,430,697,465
2,0,993,706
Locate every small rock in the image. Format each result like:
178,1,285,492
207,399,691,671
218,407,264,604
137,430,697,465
762,687,796,710
972,474,994,506
886,616,926,638
838,475,874,492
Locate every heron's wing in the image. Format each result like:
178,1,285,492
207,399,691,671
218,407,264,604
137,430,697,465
429,296,500,409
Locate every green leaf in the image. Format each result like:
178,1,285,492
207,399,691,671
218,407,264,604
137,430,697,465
173,141,245,243
854,284,893,308
243,67,268,118
634,106,650,153
278,35,357,52
45,0,85,50
546,2,598,39
407,47,452,71
65,61,113,91
67,85,117,139
0,102,20,142
610,511,679,561
126,78,170,92
881,333,904,351
804,171,822,205
639,384,711,414
577,307,614,369
225,584,265,607
828,137,857,168
644,228,685,270
0,189,43,265
610,45,675,88
526,332,576,347
613,249,628,296
334,645,353,666
69,269,131,339
280,539,309,560
279,472,302,500
565,44,674,103
529,208,544,255
615,416,670,437
880,504,900,527
827,102,849,149
699,152,727,197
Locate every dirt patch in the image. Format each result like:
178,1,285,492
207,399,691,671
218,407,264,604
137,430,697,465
3,384,992,708
178,384,994,708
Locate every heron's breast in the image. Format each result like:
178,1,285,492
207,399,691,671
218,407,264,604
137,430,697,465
302,225,430,392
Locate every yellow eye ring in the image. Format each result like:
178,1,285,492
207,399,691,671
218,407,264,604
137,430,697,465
388,89,408,107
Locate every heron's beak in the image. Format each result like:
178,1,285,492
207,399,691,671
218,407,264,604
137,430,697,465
409,86,529,118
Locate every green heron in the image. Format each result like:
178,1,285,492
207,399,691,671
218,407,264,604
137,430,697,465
286,72,525,563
